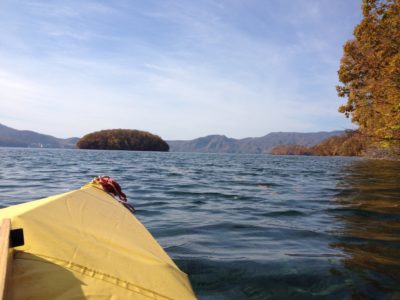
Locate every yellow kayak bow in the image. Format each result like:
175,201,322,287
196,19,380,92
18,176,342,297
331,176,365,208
0,179,196,300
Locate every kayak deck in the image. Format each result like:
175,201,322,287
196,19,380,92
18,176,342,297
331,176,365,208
0,184,195,299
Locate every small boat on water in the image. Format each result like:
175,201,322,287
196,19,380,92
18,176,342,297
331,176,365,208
0,177,196,300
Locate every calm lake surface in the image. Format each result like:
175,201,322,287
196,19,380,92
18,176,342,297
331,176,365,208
0,148,400,299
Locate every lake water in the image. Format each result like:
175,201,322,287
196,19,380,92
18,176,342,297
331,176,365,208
0,148,399,299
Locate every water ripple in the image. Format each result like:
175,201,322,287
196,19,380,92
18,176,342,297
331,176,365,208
1,148,400,299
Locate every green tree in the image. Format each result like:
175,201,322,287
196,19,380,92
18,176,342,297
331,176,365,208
337,0,400,150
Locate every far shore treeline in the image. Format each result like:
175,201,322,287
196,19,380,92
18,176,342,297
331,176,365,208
270,130,366,156
76,129,169,152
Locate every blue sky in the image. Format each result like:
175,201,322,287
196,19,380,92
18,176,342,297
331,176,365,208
0,0,361,140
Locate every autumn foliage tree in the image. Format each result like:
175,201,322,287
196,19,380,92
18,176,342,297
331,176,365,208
337,0,400,151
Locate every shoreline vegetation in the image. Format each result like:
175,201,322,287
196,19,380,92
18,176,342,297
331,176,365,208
76,129,169,152
270,130,365,157
270,131,365,156
333,0,400,160
269,0,398,161
270,130,400,160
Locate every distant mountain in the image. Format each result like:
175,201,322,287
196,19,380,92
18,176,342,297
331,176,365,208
0,123,344,153
0,123,79,148
167,131,345,154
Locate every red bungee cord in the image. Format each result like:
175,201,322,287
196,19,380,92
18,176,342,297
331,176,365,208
94,176,135,213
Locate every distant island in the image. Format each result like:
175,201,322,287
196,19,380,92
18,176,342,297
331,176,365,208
76,129,169,152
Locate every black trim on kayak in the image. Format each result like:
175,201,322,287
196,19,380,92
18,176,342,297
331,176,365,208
10,228,24,248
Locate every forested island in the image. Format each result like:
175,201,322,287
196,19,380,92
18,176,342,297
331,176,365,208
76,129,169,151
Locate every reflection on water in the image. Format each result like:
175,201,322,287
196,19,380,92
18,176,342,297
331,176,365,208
332,159,400,299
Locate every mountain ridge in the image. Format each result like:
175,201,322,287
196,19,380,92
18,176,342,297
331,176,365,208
0,123,78,148
167,131,345,154
0,123,345,153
